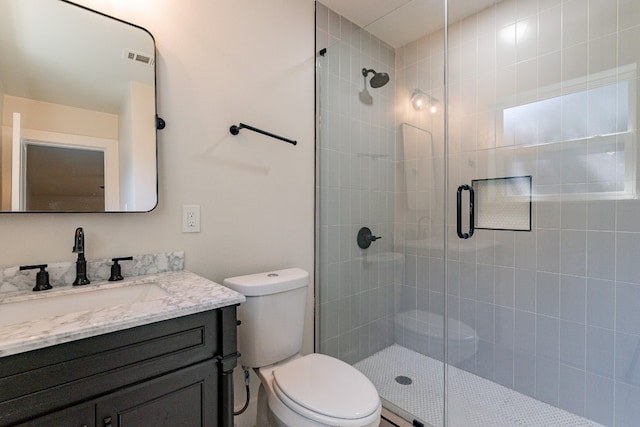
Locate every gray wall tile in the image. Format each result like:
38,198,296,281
515,268,536,312
615,382,640,427
561,201,587,230
617,200,640,232
515,231,537,270
560,230,586,277
495,231,515,267
477,301,496,342
560,275,586,323
514,350,536,397
615,332,640,387
495,306,515,348
616,282,640,335
586,278,615,329
587,231,615,280
586,326,615,378
616,233,640,284
538,229,560,272
536,356,559,405
494,345,515,387
537,272,560,317
586,373,614,426
587,200,615,231
477,264,495,303
495,266,515,307
537,315,560,360
560,320,586,369
559,364,585,416
515,310,536,353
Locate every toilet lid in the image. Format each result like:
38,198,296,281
273,353,380,420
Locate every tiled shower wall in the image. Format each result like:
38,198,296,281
395,0,640,425
316,3,397,365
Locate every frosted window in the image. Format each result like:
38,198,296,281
498,69,636,200
503,81,628,146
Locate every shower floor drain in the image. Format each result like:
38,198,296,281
395,375,413,385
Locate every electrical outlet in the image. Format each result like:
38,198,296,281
182,205,201,233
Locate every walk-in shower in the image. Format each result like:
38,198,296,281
317,1,640,426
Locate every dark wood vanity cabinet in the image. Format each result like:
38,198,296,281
0,306,239,427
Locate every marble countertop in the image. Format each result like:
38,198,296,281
0,270,245,358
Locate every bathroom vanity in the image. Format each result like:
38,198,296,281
0,268,245,427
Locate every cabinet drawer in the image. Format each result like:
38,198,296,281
0,311,218,426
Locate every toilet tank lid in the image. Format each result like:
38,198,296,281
223,268,309,296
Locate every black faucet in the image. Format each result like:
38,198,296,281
72,227,90,286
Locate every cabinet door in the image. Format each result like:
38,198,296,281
95,360,217,427
15,404,94,427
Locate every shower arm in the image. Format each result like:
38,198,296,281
229,122,297,146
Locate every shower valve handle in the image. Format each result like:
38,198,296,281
357,227,381,249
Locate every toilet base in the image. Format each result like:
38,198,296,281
256,383,332,427
255,383,282,427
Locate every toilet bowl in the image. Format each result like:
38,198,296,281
257,354,381,427
223,268,382,427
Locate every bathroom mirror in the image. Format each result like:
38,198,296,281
0,0,159,212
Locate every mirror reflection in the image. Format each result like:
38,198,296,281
0,0,158,212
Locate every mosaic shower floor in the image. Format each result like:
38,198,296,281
354,345,603,427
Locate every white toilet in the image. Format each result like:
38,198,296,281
223,268,381,427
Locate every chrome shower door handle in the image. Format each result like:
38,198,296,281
456,184,475,239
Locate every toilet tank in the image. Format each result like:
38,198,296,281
223,268,309,368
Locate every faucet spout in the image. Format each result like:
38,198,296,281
72,227,90,286
73,227,85,254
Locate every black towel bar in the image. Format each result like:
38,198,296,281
229,123,297,146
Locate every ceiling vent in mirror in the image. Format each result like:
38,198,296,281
122,48,154,66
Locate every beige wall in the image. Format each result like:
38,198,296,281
0,0,315,352
118,82,156,211
1,95,120,210
2,95,118,139
0,87,3,204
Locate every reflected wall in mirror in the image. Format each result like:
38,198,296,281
0,0,158,212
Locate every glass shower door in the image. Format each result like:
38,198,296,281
315,0,400,378
316,1,447,425
445,0,640,425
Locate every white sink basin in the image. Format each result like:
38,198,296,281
0,283,169,327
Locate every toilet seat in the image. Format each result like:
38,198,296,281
271,354,380,425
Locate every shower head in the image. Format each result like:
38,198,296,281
362,68,390,88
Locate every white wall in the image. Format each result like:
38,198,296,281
1,95,120,210
1,95,118,139
118,82,134,210
0,93,4,206
118,81,156,211
0,0,316,413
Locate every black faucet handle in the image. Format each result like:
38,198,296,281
109,256,134,281
20,264,53,292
